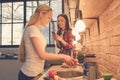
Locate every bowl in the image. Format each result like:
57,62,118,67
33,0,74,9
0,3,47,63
102,73,113,80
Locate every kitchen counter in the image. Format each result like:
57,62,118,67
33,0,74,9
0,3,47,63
38,65,84,80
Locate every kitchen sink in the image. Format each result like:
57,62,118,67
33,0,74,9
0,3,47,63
42,65,84,80
57,70,83,78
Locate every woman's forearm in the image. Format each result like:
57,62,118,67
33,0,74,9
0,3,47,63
41,52,64,61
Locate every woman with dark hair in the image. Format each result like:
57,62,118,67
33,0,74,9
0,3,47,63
53,13,74,55
44,14,75,69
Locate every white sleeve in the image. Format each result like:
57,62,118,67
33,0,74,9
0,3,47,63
28,26,41,38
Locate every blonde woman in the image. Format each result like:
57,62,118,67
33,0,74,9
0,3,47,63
18,4,77,80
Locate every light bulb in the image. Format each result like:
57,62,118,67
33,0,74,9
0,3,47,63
75,20,86,32
72,28,79,36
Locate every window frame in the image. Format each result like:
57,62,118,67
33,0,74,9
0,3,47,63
0,0,63,48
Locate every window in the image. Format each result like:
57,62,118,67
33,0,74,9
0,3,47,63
0,0,62,47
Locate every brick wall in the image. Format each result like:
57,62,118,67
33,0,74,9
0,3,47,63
83,0,120,79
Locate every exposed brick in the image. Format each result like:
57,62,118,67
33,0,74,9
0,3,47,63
84,0,120,79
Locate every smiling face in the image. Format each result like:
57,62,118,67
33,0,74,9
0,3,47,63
57,16,66,30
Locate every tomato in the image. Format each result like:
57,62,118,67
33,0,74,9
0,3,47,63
48,70,57,79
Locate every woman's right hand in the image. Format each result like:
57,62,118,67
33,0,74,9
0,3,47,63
60,54,77,66
53,34,62,41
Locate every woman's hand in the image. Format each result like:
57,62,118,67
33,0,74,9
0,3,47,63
52,34,62,41
60,54,77,66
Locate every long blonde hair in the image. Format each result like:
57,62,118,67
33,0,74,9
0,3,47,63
18,4,52,62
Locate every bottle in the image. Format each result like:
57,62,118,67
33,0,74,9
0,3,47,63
88,64,96,80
